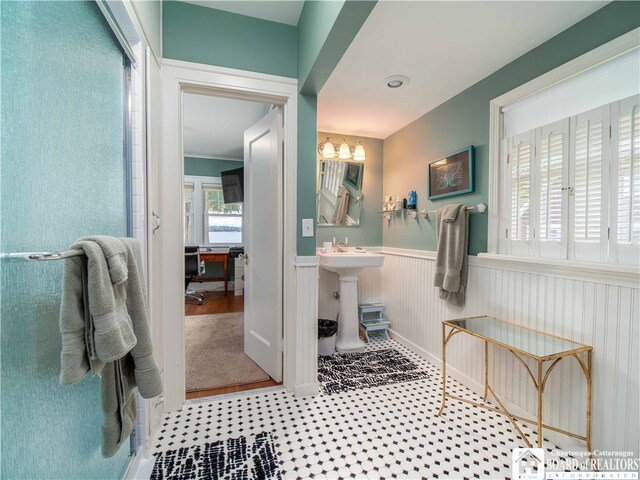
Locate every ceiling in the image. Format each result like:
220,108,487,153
318,1,608,139
180,1,304,26
183,94,269,159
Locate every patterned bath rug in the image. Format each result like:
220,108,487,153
151,431,282,480
318,347,430,394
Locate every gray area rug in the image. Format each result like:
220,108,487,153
185,313,269,392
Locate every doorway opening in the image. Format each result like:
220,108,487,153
181,92,283,400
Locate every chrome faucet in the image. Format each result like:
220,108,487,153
336,237,349,252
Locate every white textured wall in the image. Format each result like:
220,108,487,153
319,248,639,454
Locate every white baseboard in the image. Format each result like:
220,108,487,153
294,382,319,397
388,328,586,454
123,451,156,480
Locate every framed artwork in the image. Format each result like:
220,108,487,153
344,162,363,190
428,146,475,200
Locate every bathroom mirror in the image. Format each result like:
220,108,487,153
317,160,364,226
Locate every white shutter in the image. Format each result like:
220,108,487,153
536,119,569,258
570,106,609,262
507,131,534,255
611,95,640,265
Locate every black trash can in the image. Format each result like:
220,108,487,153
318,319,338,356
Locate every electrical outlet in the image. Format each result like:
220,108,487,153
302,218,314,237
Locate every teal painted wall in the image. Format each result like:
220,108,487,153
163,1,375,256
297,1,344,90
383,1,640,255
298,1,376,94
163,1,297,78
184,157,242,177
1,1,130,477
295,1,376,255
316,132,383,247
297,93,319,255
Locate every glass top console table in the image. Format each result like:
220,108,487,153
437,316,593,452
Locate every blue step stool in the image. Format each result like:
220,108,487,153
358,303,390,342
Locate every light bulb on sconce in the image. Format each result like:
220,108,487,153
353,142,366,161
338,141,351,160
317,137,366,161
318,137,336,159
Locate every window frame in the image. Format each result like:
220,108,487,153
183,175,244,247
202,182,243,246
486,30,640,273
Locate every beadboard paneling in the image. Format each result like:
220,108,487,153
351,249,639,454
293,257,320,396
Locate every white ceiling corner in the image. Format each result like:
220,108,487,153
183,94,269,159
179,0,304,26
318,1,608,139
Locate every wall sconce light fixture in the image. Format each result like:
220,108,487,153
318,137,366,161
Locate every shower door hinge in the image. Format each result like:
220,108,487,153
608,227,611,240
505,229,509,239
506,154,510,164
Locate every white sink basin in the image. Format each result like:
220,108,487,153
318,250,384,274
318,249,385,353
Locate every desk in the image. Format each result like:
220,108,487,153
438,316,592,451
196,252,228,295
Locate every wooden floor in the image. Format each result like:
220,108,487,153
185,291,245,316
186,379,281,400
184,290,280,399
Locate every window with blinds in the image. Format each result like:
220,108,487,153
539,133,563,240
617,104,640,244
501,94,639,265
510,140,531,241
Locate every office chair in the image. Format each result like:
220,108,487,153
185,246,205,304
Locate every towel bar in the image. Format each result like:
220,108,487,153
420,203,487,219
0,249,85,261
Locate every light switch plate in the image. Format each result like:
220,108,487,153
302,218,314,237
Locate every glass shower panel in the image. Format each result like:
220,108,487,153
1,2,130,478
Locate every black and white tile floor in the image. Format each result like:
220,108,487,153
152,337,581,479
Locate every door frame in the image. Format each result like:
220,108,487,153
160,59,298,411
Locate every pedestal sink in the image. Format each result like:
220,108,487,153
318,249,385,352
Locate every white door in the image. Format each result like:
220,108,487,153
146,49,165,431
243,107,283,382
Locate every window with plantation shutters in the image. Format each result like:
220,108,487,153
616,107,639,242
501,94,640,266
612,96,640,264
571,107,608,262
537,120,568,258
508,133,533,253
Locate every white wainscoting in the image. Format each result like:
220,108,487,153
293,256,320,396
318,247,639,454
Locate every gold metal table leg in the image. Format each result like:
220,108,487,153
484,341,489,402
438,323,447,416
537,360,544,447
586,350,592,454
